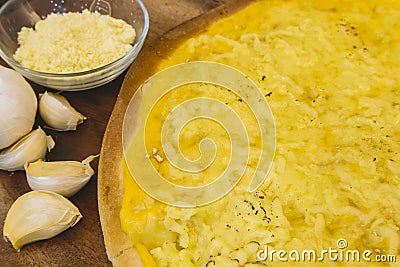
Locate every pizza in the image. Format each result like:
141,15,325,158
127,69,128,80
98,0,400,266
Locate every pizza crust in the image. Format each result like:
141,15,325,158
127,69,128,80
97,1,254,265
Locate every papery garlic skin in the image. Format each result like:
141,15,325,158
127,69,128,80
25,155,98,197
0,66,37,150
39,91,86,131
3,190,82,251
0,127,55,171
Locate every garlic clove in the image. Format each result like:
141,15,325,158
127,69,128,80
25,155,99,197
0,127,55,171
3,190,82,251
39,91,86,131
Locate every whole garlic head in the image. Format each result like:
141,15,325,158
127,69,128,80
25,155,98,197
0,127,55,171
3,190,82,251
0,66,37,150
39,91,86,131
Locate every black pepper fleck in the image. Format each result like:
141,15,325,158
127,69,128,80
206,260,216,266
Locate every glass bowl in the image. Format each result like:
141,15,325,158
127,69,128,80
0,0,149,91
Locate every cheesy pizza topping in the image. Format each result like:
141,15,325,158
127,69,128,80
121,0,400,266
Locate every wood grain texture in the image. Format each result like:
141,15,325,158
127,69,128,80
0,1,224,266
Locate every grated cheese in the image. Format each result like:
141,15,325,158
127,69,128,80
13,10,136,73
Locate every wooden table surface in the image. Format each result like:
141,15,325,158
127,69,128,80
0,1,224,265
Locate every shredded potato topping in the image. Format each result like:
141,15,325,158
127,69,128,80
121,0,400,266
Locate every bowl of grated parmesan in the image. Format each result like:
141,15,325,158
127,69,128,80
0,0,149,90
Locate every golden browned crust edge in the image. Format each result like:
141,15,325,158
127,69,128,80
98,1,255,266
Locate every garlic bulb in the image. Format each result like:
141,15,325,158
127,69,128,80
25,155,99,197
0,127,55,171
0,66,37,150
39,91,86,131
3,190,82,251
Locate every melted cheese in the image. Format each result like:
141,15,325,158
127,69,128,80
121,0,400,265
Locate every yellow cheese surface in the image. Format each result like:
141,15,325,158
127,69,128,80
121,0,400,265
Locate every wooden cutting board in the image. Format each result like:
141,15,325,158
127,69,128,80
0,1,225,266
